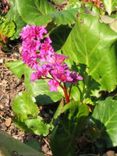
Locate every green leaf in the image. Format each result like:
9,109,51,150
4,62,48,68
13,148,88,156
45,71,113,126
0,17,15,38
25,138,41,151
53,8,78,25
50,101,89,156
92,97,117,147
52,0,65,5
34,0,56,15
25,78,62,104
6,61,25,79
24,67,62,104
15,0,78,26
12,92,39,121
70,86,81,101
62,14,117,91
15,0,55,25
103,0,117,15
52,99,64,120
6,0,26,39
0,131,44,156
25,117,51,136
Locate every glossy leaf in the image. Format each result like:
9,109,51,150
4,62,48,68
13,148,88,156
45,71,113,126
34,0,55,14
15,0,78,26
62,14,117,91
53,8,78,25
15,0,55,25
12,92,39,121
6,61,25,79
92,97,117,147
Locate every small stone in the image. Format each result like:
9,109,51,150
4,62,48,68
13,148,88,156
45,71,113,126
0,58,4,64
5,118,12,127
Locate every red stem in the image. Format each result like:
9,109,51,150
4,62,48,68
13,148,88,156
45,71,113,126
63,84,70,104
47,73,70,104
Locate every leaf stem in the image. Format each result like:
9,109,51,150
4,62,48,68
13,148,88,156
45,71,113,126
63,84,70,104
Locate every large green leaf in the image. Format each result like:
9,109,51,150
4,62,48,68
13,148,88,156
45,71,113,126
15,0,55,25
103,0,117,15
12,92,39,121
53,8,78,25
15,0,78,26
50,101,89,156
92,97,117,147
62,14,117,91
52,0,65,5
0,131,44,156
12,91,52,136
34,0,56,15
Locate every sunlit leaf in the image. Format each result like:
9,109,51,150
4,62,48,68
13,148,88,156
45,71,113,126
12,92,39,121
63,14,117,91
92,98,117,147
25,117,52,136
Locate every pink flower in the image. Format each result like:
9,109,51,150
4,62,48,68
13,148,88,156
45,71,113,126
39,41,54,62
50,64,68,82
20,25,47,40
48,80,59,91
69,72,83,83
31,71,41,81
47,53,67,64
21,25,83,92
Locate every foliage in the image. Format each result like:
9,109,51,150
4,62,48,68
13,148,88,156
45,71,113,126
0,131,44,156
6,0,117,155
50,101,89,156
92,97,117,148
12,92,52,136
62,14,117,91
0,17,15,47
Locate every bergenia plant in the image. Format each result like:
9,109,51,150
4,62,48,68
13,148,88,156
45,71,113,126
20,25,83,103
6,0,117,155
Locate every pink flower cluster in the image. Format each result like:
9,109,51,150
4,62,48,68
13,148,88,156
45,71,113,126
20,25,83,92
